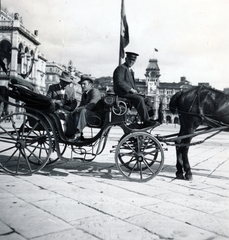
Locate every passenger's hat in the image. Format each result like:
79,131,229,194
78,74,94,84
126,52,139,60
59,71,72,83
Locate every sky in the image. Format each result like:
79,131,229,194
2,0,229,90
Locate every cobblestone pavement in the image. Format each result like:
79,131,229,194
0,124,229,240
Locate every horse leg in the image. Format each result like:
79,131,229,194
175,122,194,180
182,144,193,180
175,145,184,179
0,101,3,118
176,144,192,180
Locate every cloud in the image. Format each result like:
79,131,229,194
2,0,229,89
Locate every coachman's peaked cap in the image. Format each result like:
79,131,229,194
78,74,94,84
126,52,139,59
59,71,72,83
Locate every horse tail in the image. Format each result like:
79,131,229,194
169,91,183,114
158,99,163,124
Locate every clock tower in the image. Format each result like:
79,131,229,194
145,59,161,95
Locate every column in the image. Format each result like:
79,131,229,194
10,14,20,77
20,52,25,74
10,47,18,77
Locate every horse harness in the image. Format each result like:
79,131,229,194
182,86,228,128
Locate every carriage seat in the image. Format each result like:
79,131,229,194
85,92,132,128
8,79,55,113
116,96,132,108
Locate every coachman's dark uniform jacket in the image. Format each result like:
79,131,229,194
113,63,154,122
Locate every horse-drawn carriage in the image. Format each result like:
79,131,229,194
0,79,164,182
1,80,228,182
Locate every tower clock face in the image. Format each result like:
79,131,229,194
150,72,155,78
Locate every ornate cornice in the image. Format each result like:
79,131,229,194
14,27,40,45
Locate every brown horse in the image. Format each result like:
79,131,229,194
169,85,229,180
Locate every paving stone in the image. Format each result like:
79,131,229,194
69,189,149,219
0,233,27,240
0,188,15,199
31,228,99,240
212,236,229,240
154,192,227,214
71,180,162,207
33,197,102,222
0,197,73,239
145,202,229,237
72,214,160,240
204,186,229,198
0,180,63,202
127,212,217,240
0,174,22,183
0,220,12,236
213,209,229,220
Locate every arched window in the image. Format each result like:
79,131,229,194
0,40,11,74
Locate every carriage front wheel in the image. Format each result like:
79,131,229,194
115,132,164,182
0,112,52,175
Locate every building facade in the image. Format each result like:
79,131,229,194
0,9,47,94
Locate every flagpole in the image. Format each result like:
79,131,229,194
119,0,129,66
119,0,124,65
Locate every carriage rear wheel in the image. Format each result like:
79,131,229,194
0,112,52,175
115,132,164,182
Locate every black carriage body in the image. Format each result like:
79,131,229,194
0,79,163,181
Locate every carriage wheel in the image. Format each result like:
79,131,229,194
115,132,164,182
0,112,52,175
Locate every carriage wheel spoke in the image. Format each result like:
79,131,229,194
143,159,156,174
127,161,138,177
125,141,137,154
0,145,16,154
2,149,19,168
16,151,22,174
139,162,143,179
20,149,32,173
25,146,44,165
0,125,17,141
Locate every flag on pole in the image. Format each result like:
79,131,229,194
119,0,129,64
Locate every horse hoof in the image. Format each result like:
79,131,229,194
176,173,184,180
185,174,193,181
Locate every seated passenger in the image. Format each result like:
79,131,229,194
113,51,158,127
70,75,103,141
47,71,77,137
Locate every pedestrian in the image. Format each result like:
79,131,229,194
113,51,158,127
